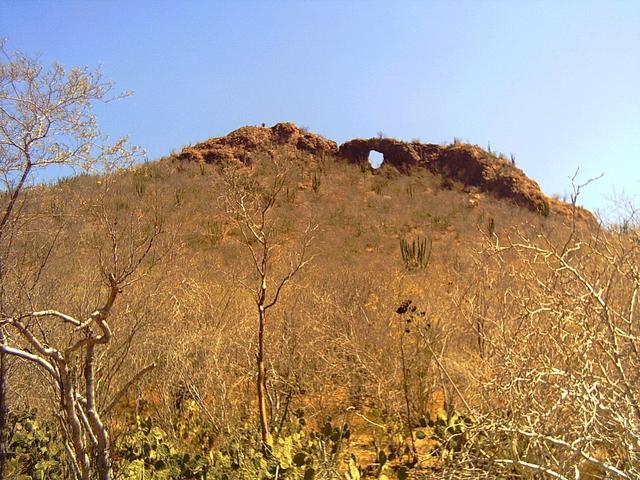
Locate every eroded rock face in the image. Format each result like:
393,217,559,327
175,123,587,217
176,122,338,165
339,137,550,214
338,138,444,170
433,144,550,215
340,138,421,169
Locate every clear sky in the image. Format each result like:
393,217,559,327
1,0,639,215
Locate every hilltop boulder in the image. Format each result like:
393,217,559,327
432,144,550,215
176,122,337,164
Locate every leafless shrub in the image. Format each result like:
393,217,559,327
447,205,640,478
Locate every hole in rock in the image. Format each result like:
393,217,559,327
368,151,384,169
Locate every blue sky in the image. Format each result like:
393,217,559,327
1,0,639,215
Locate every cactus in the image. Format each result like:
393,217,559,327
397,466,409,480
133,173,146,197
175,188,185,207
312,172,321,193
203,220,224,246
486,216,495,237
406,183,415,199
285,186,297,203
345,456,361,480
400,236,432,270
427,407,475,461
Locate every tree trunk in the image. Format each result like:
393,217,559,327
59,367,91,480
0,328,6,480
257,307,272,448
85,344,112,480
95,447,112,480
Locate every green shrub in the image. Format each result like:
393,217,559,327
116,413,211,480
5,409,65,480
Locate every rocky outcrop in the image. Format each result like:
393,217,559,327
176,123,592,218
339,137,550,214
176,122,337,165
432,144,550,215
338,138,441,170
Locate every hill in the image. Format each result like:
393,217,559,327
5,123,637,480
177,122,593,221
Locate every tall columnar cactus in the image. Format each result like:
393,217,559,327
400,236,432,270
312,172,321,193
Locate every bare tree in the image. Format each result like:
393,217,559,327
0,41,145,479
2,199,161,480
446,206,640,479
223,157,315,448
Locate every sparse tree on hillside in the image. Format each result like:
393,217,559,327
223,158,315,449
0,41,148,480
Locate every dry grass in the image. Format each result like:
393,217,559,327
7,148,631,478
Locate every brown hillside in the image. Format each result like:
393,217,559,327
11,131,620,479
177,122,593,221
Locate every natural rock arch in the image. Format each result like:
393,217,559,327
367,150,384,169
338,138,418,170
337,136,550,214
337,137,441,172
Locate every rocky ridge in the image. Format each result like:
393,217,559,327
176,122,592,219
177,122,337,165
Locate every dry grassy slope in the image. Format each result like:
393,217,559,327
109,143,582,304
9,126,623,478
27,121,598,339
33,140,581,332
11,131,602,474
110,148,583,419
35,122,593,316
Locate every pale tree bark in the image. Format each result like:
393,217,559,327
0,41,146,479
0,209,162,480
0,328,6,480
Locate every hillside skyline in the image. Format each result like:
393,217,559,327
1,0,639,217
